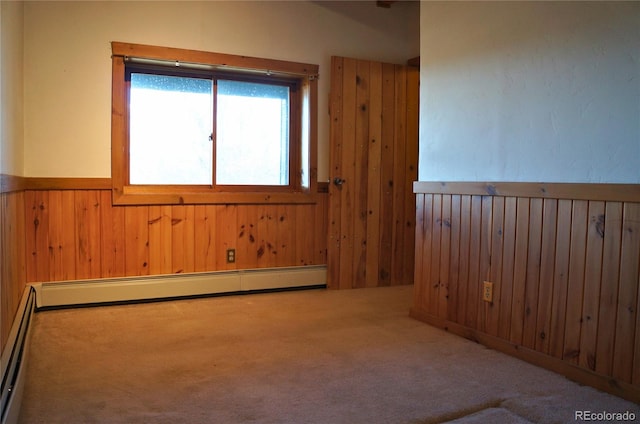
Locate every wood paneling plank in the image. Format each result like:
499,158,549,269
100,191,125,278
466,195,482,328
171,205,195,274
477,196,493,333
439,195,451,319
413,194,425,308
535,199,558,354
197,205,217,271
236,205,255,270
614,203,640,383
510,197,530,345
314,194,328,265
276,205,295,267
404,67,419,285
74,191,102,279
391,65,407,286
522,198,543,349
595,202,623,376
563,200,588,364
429,195,442,315
184,205,196,273
457,195,472,325
365,61,383,288
25,191,50,283
327,56,344,288
487,196,504,337
148,205,172,275
499,197,517,340
47,191,63,281
47,191,66,281
579,201,605,371
338,57,357,288
549,199,572,359
124,206,150,276
353,59,370,287
378,62,396,287
417,194,433,312
448,195,462,322
295,203,314,266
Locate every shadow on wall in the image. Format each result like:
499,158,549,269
422,2,639,70
311,0,420,54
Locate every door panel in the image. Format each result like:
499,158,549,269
328,56,418,289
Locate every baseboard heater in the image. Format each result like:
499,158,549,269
31,265,327,309
1,287,36,424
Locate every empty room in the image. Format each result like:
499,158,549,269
1,1,639,423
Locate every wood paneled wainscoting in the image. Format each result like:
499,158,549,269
23,180,328,283
2,175,328,351
411,182,640,403
1,175,27,353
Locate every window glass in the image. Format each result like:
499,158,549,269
301,84,310,189
216,80,290,186
129,73,213,185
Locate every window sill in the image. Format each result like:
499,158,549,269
112,186,318,205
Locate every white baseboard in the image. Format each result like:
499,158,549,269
31,265,327,309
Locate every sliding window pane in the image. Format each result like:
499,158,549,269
129,73,213,185
216,80,289,186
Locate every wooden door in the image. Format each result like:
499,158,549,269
327,56,419,289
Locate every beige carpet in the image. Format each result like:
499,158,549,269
18,285,638,423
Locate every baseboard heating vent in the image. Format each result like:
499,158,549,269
1,287,36,424
32,265,327,309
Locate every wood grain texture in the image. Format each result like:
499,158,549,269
510,197,530,346
337,57,357,289
615,203,640,383
327,56,417,290
414,181,640,202
413,182,640,402
499,197,517,340
535,198,557,354
549,199,572,359
447,195,462,323
596,202,623,376
439,195,451,320
327,56,343,289
391,65,407,287
22,190,328,283
429,195,442,314
580,201,605,371
112,42,319,77
1,191,26,354
378,62,396,287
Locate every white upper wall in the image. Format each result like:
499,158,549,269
419,1,640,183
1,1,24,176
23,0,419,179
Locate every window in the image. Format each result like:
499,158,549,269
111,42,318,205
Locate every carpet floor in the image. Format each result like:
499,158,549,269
18,285,639,423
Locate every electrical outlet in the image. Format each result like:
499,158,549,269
226,249,236,263
482,281,493,302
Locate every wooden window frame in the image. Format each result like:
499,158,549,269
111,42,318,205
